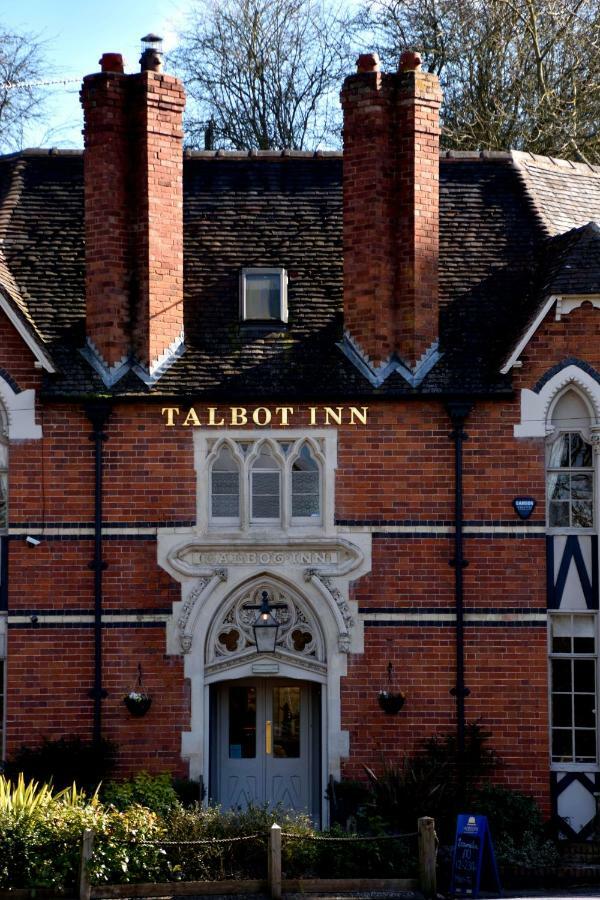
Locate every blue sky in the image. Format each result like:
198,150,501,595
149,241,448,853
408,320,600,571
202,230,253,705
3,0,189,147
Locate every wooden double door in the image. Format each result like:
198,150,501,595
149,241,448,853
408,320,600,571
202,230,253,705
211,678,319,817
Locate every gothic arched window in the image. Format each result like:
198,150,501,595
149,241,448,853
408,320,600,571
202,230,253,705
251,446,281,522
547,390,594,530
210,445,240,525
291,443,321,521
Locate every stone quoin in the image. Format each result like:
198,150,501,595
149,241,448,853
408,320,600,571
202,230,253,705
0,35,599,833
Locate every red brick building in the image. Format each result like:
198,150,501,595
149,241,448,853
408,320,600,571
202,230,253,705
0,40,600,833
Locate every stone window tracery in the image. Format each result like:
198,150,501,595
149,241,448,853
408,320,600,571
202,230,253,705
206,434,327,531
207,583,325,665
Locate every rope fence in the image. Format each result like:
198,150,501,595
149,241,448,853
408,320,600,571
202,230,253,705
78,818,436,900
280,830,417,842
140,833,265,846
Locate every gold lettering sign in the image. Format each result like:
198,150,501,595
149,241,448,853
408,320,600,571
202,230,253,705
161,406,369,427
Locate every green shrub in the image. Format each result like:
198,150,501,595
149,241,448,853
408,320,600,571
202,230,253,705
5,736,117,793
358,721,501,842
0,774,165,889
103,772,179,816
470,783,559,869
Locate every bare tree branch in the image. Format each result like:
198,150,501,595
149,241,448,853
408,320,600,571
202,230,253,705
360,0,600,163
0,25,52,152
170,0,356,150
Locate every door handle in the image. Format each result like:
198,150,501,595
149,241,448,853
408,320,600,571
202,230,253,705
266,719,272,755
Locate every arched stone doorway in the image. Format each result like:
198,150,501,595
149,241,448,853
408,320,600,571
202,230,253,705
158,527,371,826
205,579,325,819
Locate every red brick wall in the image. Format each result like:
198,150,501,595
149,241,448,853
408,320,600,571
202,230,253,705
130,73,185,370
341,60,440,369
396,68,441,367
81,71,131,367
6,300,600,807
80,69,185,371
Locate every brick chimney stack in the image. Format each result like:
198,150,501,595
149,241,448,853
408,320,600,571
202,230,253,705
340,51,442,383
80,38,185,382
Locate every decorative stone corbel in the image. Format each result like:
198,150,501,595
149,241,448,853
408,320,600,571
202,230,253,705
590,425,600,454
304,567,356,652
177,568,229,652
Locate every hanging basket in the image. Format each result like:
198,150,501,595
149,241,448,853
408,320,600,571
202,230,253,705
124,664,152,717
124,692,152,717
378,691,405,715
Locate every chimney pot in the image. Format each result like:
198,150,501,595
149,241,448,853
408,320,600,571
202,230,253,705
399,50,422,72
140,33,164,73
100,53,124,74
356,53,380,73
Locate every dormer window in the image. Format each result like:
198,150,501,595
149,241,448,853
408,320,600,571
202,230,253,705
240,268,288,323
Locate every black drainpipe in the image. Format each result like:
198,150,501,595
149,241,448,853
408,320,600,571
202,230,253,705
446,401,473,766
84,402,112,746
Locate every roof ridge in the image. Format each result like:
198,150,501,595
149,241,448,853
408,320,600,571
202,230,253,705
0,158,26,241
512,149,600,177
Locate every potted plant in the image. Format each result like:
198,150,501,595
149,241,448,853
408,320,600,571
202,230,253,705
124,664,152,717
124,690,152,717
378,690,406,714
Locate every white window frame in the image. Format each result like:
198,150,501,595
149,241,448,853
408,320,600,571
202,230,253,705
290,443,322,525
250,461,282,525
546,430,595,534
195,431,335,535
548,611,599,771
209,456,241,528
240,268,288,323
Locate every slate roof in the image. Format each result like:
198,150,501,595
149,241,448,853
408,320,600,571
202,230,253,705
0,147,598,400
542,223,600,296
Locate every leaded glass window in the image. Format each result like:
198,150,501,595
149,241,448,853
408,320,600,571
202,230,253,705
211,446,240,522
292,444,320,519
547,432,593,529
550,614,597,764
251,448,281,521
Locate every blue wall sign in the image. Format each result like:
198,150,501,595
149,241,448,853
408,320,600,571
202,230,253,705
450,814,502,898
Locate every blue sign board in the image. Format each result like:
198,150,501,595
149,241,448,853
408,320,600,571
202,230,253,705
450,814,502,898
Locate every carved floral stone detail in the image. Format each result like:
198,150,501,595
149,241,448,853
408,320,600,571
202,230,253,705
307,571,355,631
208,585,324,663
177,569,229,652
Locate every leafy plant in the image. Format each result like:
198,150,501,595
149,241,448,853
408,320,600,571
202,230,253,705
361,721,500,841
103,772,179,816
470,783,559,869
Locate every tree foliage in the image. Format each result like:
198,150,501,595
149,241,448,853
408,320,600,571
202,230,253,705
0,25,50,152
172,0,355,150
360,0,600,162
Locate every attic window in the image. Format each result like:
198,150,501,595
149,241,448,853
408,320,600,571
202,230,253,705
240,268,288,323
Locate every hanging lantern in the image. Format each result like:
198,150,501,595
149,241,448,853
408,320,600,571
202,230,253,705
245,590,286,654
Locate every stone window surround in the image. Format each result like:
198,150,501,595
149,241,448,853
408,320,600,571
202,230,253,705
0,374,41,441
196,430,337,535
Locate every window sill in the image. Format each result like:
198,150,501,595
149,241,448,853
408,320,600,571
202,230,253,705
551,762,600,772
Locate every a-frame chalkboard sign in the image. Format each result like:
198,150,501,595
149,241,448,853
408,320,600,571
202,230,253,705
450,814,502,898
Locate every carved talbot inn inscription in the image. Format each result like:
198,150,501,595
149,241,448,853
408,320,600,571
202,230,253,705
187,550,338,566
161,406,369,427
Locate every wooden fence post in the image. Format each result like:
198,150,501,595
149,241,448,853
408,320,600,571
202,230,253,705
79,828,94,900
418,816,436,898
268,823,282,900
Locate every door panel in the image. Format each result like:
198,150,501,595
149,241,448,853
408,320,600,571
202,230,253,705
216,679,312,814
266,684,310,813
